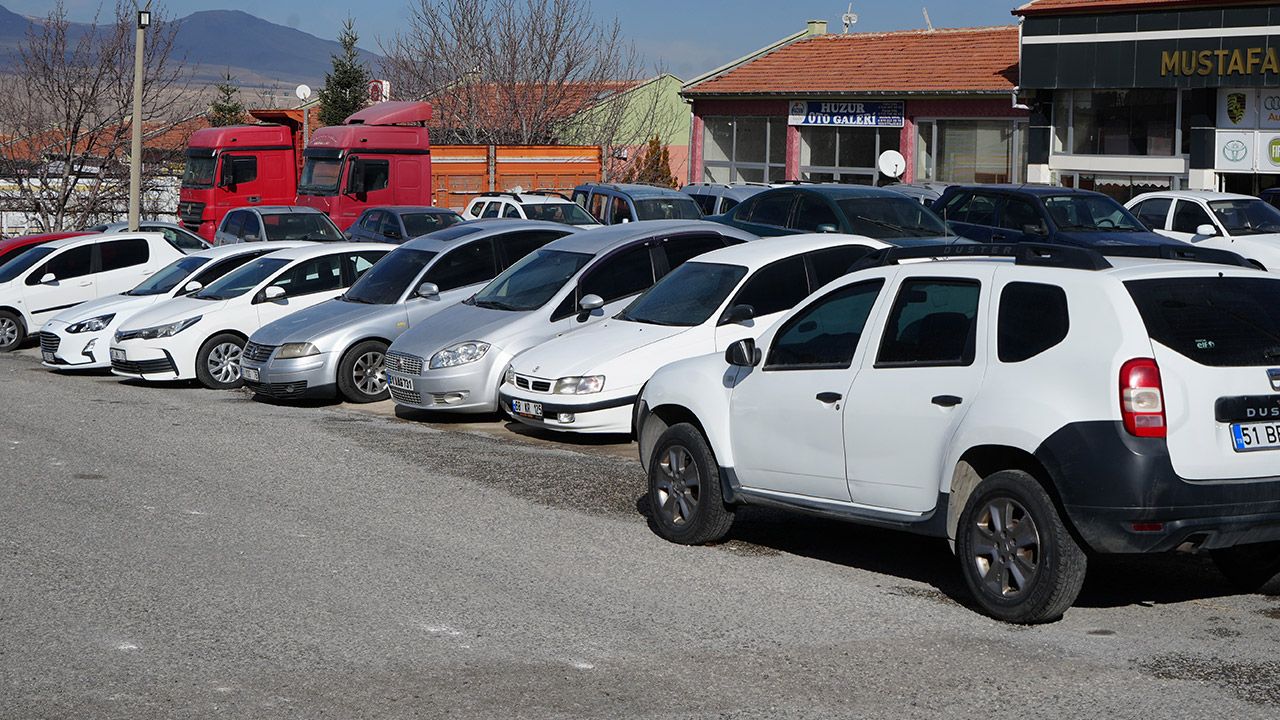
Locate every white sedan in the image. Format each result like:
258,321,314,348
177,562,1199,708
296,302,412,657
1127,190,1280,269
40,242,309,369
498,234,888,434
110,243,390,389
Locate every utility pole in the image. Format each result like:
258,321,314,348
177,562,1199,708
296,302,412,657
128,2,151,231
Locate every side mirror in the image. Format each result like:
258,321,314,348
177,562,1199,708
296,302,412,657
385,229,402,240
579,293,605,312
415,281,440,299
1023,222,1048,236
182,280,203,294
39,272,56,284
263,285,286,301
1195,223,1218,237
815,223,839,233
725,338,761,367
345,159,366,194
719,304,754,326
243,233,260,243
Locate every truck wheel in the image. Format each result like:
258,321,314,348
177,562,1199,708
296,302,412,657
1211,541,1280,594
647,423,734,545
337,340,389,403
196,333,245,390
956,470,1087,624
0,310,24,352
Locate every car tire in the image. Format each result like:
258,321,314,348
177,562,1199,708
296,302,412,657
647,423,734,545
956,470,1087,624
195,333,246,390
337,340,389,403
0,310,25,352
1210,541,1280,594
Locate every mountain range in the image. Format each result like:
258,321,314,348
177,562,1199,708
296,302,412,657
0,4,383,87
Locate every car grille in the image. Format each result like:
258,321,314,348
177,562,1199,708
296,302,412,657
112,357,176,375
388,385,422,405
241,342,275,363
178,201,205,230
39,332,60,354
514,373,552,393
245,380,308,399
385,351,424,375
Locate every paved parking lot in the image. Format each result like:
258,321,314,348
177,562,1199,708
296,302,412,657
2,345,1279,718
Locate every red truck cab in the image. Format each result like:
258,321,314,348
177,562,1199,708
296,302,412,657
294,101,433,231
178,125,297,242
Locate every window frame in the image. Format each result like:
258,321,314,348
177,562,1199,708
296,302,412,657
701,116,787,184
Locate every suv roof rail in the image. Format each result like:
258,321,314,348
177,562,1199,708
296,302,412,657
1099,243,1254,268
526,189,571,199
851,242,1113,271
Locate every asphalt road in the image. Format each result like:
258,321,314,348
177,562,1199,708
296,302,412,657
2,345,1279,719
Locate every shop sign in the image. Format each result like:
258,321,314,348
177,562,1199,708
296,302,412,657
1215,131,1254,172
1216,89,1280,131
788,100,904,128
1161,48,1280,80
1264,135,1280,170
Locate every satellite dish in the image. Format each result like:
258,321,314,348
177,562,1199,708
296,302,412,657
295,84,312,101
878,150,906,179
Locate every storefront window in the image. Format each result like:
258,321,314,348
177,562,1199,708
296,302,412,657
702,117,786,183
800,127,899,184
1070,90,1176,156
915,120,1023,184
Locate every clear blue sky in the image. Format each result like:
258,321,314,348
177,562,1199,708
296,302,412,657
11,0,1020,78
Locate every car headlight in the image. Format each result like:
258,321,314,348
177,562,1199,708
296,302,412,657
504,365,515,385
66,314,115,333
118,316,202,341
277,342,320,359
429,341,490,369
554,375,605,394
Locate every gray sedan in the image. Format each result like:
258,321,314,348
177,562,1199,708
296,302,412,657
238,219,577,403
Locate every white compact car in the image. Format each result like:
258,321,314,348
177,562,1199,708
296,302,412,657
462,191,603,228
1127,190,1280,269
635,242,1280,623
0,231,190,352
499,234,888,434
110,243,390,389
39,242,309,369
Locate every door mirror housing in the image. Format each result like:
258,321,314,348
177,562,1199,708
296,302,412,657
242,233,260,243
384,228,402,240
263,285,286,301
415,281,440,299
39,272,56,284
182,280,203,294
815,223,839,234
579,293,605,312
1195,223,1218,237
1022,222,1048,236
725,338,761,367
719,304,755,326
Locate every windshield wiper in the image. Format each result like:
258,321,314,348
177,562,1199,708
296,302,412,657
194,294,224,301
473,298,520,311
855,215,910,236
341,294,376,304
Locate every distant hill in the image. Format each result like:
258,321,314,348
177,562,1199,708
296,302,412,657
0,5,383,87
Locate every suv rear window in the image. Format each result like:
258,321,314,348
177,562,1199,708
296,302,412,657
1126,277,1280,367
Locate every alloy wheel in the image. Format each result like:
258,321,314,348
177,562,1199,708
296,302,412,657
655,445,700,526
971,497,1041,598
352,350,386,396
0,317,17,348
207,342,243,384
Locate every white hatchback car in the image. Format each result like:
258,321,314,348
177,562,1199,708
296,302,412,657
110,243,390,388
39,242,308,369
1127,190,1280,269
499,234,888,434
0,231,189,352
462,192,602,228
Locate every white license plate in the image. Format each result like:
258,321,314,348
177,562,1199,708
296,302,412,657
242,366,259,382
110,348,125,363
1231,422,1280,452
511,399,542,419
42,351,55,363
389,375,415,391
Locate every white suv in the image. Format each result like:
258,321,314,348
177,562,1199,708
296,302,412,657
462,192,602,228
635,242,1280,623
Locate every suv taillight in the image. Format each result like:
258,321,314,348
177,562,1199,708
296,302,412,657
1120,358,1165,438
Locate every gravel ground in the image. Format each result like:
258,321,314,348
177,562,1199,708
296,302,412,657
1,345,1278,719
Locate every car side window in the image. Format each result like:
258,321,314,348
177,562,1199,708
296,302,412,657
1132,197,1171,230
379,213,402,238
99,238,150,272
572,190,589,208
359,211,380,230
999,198,1041,231
345,251,385,283
765,279,885,370
876,278,981,367
503,203,522,219
496,230,567,269
935,191,970,220
746,192,794,227
481,202,501,219
588,194,608,222
26,245,94,285
790,193,839,232
240,212,261,241
956,194,998,226
1172,200,1215,234
230,156,257,184
425,239,498,291
190,253,261,289
222,210,246,238
720,197,740,214
658,234,733,274
998,282,1069,363
580,244,654,303
610,196,631,224
156,227,205,251
731,256,811,318
806,245,875,289
268,255,343,297
688,194,716,214
354,159,390,193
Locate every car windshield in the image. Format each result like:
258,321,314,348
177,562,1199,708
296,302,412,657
521,202,598,225
836,197,949,238
298,158,342,195
126,256,210,296
261,213,343,241
401,213,460,238
0,246,55,283
471,249,592,312
181,156,216,189
194,257,289,300
635,197,702,221
617,262,748,327
1043,195,1145,232
1208,199,1280,236
343,248,437,304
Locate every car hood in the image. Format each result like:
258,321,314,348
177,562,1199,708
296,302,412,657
511,319,694,382
50,293,156,324
1054,230,1175,247
390,301,536,357
118,295,230,331
250,298,395,347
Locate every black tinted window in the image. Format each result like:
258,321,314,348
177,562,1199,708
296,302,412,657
956,194,997,226
1172,200,1214,234
354,159,389,193
267,255,343,297
689,193,716,214
1126,277,1280,366
807,245,874,289
877,279,980,366
791,193,839,232
580,245,654,303
1000,198,1041,231
241,212,261,240
998,282,1069,363
191,253,259,289
1132,197,1171,230
732,256,810,318
659,234,733,273
223,211,246,237
26,245,93,285
230,156,257,184
766,280,884,369
425,240,498,291
99,238,149,272
747,192,793,226
721,198,740,213
496,230,567,269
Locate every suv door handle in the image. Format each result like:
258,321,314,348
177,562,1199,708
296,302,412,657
816,392,842,404
932,395,963,407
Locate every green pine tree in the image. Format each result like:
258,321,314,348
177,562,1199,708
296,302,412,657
626,136,677,188
208,70,246,127
317,18,371,126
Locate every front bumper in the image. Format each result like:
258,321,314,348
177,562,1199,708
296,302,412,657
240,353,336,401
39,326,110,369
1037,421,1280,553
498,386,638,434
385,356,502,413
108,341,184,381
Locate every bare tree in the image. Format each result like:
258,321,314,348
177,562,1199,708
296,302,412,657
0,1,189,232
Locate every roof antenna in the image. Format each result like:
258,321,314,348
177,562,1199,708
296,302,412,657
842,3,858,33
922,7,934,31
